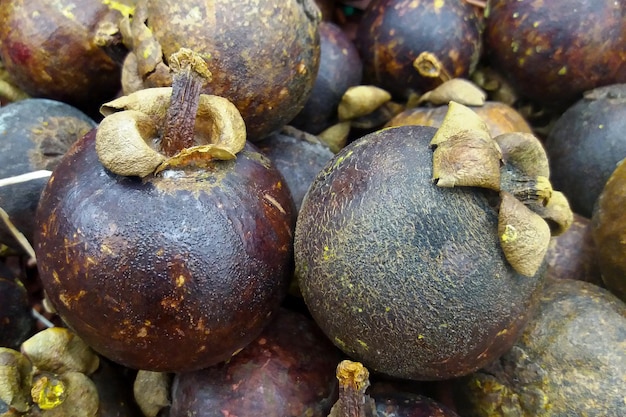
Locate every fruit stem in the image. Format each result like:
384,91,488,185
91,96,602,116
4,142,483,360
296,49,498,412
160,49,212,156
328,360,376,417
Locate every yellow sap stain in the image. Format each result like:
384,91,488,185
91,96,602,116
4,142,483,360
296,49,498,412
501,224,518,243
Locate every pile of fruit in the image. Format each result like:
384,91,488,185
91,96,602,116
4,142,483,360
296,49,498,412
1,0,625,416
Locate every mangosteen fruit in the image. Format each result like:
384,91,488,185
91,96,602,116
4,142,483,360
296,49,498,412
484,0,626,106
169,308,340,417
0,263,35,350
454,279,626,416
0,98,96,253
33,50,296,372
120,0,321,141
256,126,335,212
592,157,626,302
0,0,129,115
295,102,573,380
289,21,363,135
545,213,602,286
355,0,482,100
545,84,626,218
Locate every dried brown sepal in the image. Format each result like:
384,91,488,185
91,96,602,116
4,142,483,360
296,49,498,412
500,174,553,208
32,372,99,417
100,88,172,123
0,348,33,413
498,192,551,277
96,110,166,178
319,121,351,154
155,145,236,173
338,86,392,121
531,191,574,236
20,328,99,376
495,132,550,178
432,133,502,189
97,54,245,177
416,78,487,107
133,370,171,417
328,360,376,417
431,102,502,189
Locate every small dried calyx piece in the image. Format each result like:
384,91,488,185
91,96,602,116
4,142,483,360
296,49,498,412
430,101,574,277
96,48,246,178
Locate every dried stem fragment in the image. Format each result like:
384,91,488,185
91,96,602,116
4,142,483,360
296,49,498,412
413,52,452,86
160,49,212,156
327,360,376,417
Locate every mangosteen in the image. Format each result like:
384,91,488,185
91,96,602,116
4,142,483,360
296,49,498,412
0,0,129,115
120,0,321,141
545,84,626,218
295,102,572,380
256,126,335,212
592,157,626,302
484,0,626,106
289,21,363,135
0,98,96,253
454,279,626,416
33,50,296,372
0,263,35,349
355,0,482,100
169,308,340,417
545,213,602,286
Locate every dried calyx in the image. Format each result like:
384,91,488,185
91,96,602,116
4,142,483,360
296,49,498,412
95,48,246,178
430,101,574,277
0,328,100,416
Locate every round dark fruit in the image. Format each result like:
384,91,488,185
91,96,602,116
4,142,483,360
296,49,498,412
0,0,126,113
0,98,96,252
289,21,363,135
484,0,626,106
0,263,35,349
355,0,482,100
34,52,296,372
545,213,602,286
455,279,626,416
121,0,322,141
592,158,626,302
372,391,460,417
34,129,295,372
295,124,549,380
545,84,626,217
256,127,334,212
169,308,340,417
